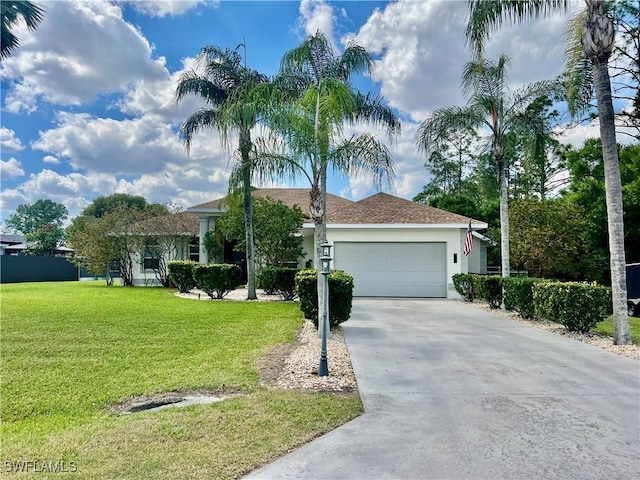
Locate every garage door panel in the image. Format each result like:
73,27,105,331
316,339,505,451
334,242,446,298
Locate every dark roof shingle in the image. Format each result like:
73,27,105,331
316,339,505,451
327,192,482,225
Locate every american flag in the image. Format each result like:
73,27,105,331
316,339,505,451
463,220,474,256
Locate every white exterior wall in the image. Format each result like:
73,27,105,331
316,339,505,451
310,225,466,299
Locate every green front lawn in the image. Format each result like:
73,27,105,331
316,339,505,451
594,314,640,344
1,282,362,479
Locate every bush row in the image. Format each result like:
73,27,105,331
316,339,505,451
168,263,356,328
168,261,241,299
452,273,612,333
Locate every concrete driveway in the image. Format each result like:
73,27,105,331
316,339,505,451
246,299,640,480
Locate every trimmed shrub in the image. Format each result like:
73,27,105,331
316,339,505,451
533,281,612,333
452,273,475,302
473,275,503,308
192,264,242,299
294,269,354,329
167,261,197,293
257,267,299,300
503,277,549,318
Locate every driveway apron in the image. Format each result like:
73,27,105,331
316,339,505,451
246,299,640,480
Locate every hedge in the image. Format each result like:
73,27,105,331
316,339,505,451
452,273,475,302
294,269,354,329
257,267,298,301
472,275,503,309
167,261,197,293
192,264,242,299
503,277,549,318
533,281,612,333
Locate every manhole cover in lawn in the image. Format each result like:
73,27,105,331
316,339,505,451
114,392,242,415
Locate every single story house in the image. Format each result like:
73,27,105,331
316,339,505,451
187,188,489,299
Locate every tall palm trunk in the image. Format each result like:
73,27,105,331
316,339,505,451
584,1,629,344
497,158,510,279
240,128,257,300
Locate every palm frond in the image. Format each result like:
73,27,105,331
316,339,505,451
353,92,401,140
179,108,220,153
1,1,45,59
466,0,570,57
503,79,562,125
175,70,227,104
564,9,594,117
330,133,396,191
335,41,374,80
416,105,485,157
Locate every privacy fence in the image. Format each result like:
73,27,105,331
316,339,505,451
0,256,78,284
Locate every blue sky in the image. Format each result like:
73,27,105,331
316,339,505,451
0,0,634,225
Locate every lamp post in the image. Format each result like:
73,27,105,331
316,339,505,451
318,241,331,377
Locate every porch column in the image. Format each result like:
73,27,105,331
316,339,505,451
198,217,210,264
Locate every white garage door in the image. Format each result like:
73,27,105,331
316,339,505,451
333,242,446,297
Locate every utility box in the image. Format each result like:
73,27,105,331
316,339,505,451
627,263,640,317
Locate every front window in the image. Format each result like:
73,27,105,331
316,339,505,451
142,247,160,271
189,237,199,263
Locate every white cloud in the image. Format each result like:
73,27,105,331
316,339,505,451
118,56,206,125
0,128,25,152
114,160,231,208
298,0,337,48
350,0,572,122
42,155,60,165
0,169,117,218
32,112,187,175
0,158,26,179
126,0,218,17
1,0,168,113
556,121,639,148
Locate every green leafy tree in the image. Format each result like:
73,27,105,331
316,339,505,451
509,199,591,279
176,44,269,300
217,195,305,268
5,199,68,256
79,193,155,218
67,194,167,247
416,55,558,280
422,125,480,195
466,0,630,348
68,205,151,286
561,139,640,280
5,198,67,234
23,224,65,257
1,1,44,60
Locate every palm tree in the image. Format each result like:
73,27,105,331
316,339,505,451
274,31,400,263
249,31,399,333
176,45,268,300
1,1,44,60
416,55,558,282
466,0,630,344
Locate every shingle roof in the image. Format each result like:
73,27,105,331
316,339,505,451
189,188,353,220
189,190,485,226
136,211,199,235
327,192,483,225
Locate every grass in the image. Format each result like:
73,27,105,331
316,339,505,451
594,314,640,344
1,281,363,479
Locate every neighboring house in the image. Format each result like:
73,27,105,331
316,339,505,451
130,211,200,286
0,233,74,256
0,234,25,255
188,189,489,299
